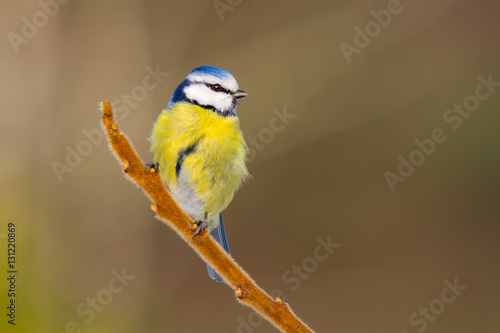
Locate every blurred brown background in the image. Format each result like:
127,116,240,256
1,0,499,332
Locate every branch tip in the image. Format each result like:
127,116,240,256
101,100,113,116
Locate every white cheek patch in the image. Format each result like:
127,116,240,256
184,84,234,112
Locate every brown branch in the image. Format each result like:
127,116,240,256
100,101,315,332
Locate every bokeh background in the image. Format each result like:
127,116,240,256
1,0,499,332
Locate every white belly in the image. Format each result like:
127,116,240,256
171,169,205,220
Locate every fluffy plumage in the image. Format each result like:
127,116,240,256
150,101,248,226
149,66,249,282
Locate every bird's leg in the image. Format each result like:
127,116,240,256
145,161,159,173
191,212,208,239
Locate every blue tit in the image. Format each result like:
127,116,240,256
149,66,249,282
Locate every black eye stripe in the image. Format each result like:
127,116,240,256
206,83,231,94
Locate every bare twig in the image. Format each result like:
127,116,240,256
100,101,314,333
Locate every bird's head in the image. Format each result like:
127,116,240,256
167,66,247,117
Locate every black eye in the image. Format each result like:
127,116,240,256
211,84,222,92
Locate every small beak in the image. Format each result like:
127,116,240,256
234,90,248,99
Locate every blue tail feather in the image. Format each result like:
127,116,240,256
207,213,230,283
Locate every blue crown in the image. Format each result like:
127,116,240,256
188,66,233,80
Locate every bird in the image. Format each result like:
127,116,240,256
148,66,249,283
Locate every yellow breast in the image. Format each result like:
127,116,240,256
149,102,249,218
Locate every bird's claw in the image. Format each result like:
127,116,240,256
145,161,159,173
191,219,208,240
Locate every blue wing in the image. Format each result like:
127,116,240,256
207,213,230,283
